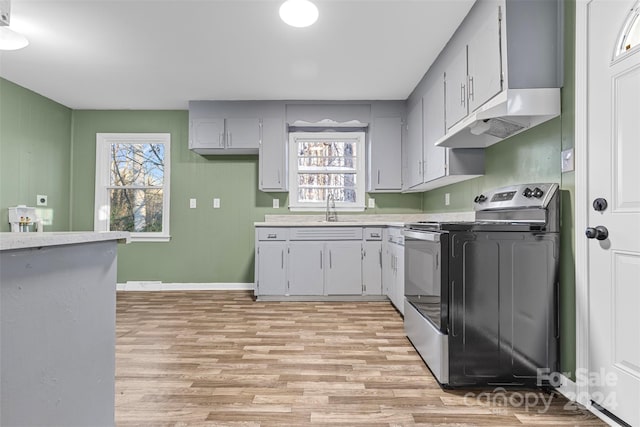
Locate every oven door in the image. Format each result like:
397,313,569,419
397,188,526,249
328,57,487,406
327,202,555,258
402,229,449,334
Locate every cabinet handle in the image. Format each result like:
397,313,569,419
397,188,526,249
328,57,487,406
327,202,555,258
329,251,332,268
460,83,466,107
227,132,232,147
379,249,382,267
320,251,323,269
219,132,224,147
281,249,284,269
468,75,474,101
377,169,381,184
370,233,380,238
267,233,277,239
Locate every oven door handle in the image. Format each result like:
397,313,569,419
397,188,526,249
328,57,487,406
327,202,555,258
402,229,441,242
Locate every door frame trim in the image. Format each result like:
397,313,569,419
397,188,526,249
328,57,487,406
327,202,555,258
574,0,591,410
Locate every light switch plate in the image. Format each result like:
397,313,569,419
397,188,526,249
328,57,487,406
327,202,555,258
36,195,48,206
189,198,197,209
561,148,574,173
368,198,375,209
273,199,279,209
213,198,220,209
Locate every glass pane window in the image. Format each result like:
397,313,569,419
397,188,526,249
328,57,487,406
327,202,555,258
288,131,365,211
95,133,171,242
109,189,163,232
110,143,164,187
616,2,640,57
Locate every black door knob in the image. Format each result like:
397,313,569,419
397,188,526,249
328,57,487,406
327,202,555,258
593,198,608,212
474,194,487,203
522,187,533,198
586,226,609,240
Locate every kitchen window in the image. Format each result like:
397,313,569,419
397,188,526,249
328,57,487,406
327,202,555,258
94,133,170,242
288,131,365,211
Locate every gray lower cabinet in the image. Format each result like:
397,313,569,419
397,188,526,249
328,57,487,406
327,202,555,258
256,242,287,295
325,241,363,295
255,226,385,298
288,241,325,295
383,227,405,314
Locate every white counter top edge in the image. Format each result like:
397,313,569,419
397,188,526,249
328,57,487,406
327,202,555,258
256,212,475,227
0,231,131,251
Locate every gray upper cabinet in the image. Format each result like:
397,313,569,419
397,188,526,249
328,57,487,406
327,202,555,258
445,47,470,130
405,97,424,189
423,77,447,183
259,103,287,192
188,101,260,155
368,102,404,193
445,4,502,130
466,9,503,113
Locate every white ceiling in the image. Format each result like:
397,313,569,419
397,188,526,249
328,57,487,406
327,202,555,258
0,0,475,110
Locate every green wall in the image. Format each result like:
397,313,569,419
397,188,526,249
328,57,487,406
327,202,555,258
422,0,576,377
0,79,72,232
69,110,422,283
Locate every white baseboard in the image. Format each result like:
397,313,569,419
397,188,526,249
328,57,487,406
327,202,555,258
117,282,254,291
556,374,577,401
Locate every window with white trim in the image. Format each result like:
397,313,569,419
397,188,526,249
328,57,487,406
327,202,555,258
288,131,365,211
95,133,170,242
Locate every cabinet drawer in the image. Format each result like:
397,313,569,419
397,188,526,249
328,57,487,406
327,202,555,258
290,227,363,241
364,228,383,241
257,228,288,241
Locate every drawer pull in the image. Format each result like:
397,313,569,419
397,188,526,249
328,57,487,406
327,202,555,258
370,233,380,238
267,233,277,239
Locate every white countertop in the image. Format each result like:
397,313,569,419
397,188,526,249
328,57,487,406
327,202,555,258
255,212,475,227
0,231,131,251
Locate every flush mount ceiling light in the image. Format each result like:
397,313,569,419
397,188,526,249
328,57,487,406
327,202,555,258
0,0,28,50
279,0,319,28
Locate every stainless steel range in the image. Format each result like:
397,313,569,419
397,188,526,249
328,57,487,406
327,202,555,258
403,183,560,388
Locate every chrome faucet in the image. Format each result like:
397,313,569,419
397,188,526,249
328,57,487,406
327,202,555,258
326,193,338,222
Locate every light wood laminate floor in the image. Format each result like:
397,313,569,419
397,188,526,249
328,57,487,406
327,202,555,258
116,291,604,426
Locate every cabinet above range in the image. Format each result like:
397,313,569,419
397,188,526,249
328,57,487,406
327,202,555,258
432,0,563,148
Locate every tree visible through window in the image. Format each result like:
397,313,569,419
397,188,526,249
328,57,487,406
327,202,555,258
95,133,170,241
289,132,365,210
109,143,164,232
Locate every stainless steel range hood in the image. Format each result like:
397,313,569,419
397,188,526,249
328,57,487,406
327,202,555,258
435,88,560,149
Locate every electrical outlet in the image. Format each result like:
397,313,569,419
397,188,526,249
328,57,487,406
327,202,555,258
189,198,197,209
445,193,450,206
36,195,48,206
273,199,279,209
561,148,574,173
213,198,220,209
368,198,375,209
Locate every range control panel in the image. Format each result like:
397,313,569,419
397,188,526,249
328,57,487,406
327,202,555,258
473,183,559,211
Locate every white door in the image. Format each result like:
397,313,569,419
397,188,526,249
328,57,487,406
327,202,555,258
586,1,640,425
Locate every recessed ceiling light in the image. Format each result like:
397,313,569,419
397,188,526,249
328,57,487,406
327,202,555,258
0,26,28,50
279,0,319,28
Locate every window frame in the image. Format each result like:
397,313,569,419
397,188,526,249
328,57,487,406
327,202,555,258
94,133,171,242
288,131,366,212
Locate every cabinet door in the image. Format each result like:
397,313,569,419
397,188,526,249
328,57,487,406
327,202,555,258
288,242,324,295
445,47,469,130
363,241,382,295
405,98,424,188
259,116,286,191
189,118,225,149
467,7,502,113
325,242,363,295
423,77,447,183
369,116,402,191
226,117,260,150
382,239,394,300
394,244,405,315
256,243,287,295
